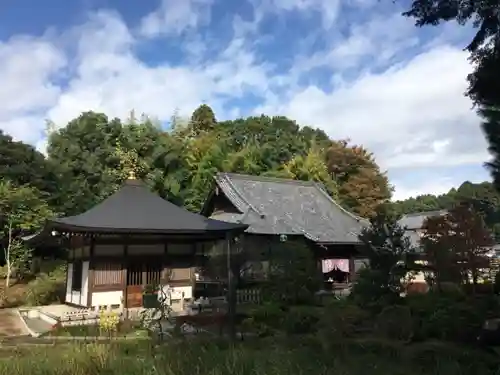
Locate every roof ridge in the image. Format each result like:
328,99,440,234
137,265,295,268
312,182,370,226
217,172,317,186
402,209,447,218
217,174,264,218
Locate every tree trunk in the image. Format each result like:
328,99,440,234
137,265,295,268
4,222,13,289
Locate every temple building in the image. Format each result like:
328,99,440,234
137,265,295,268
31,173,247,310
201,173,369,286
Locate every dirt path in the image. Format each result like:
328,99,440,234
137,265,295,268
0,309,28,337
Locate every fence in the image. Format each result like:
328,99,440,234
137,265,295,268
236,288,261,304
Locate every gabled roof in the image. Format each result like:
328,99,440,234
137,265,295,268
399,210,448,231
399,210,448,250
205,173,369,244
46,178,247,236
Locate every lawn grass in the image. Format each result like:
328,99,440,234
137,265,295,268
0,336,498,375
46,320,148,338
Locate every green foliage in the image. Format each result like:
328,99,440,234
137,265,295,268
0,180,54,284
190,104,217,135
265,240,322,306
401,0,500,206
2,337,500,375
406,292,497,343
24,264,66,306
282,305,322,335
375,305,414,341
0,130,59,200
393,180,500,240
318,299,370,339
351,205,415,310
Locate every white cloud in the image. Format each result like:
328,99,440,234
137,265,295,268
0,1,489,200
139,0,213,38
0,36,65,143
392,176,458,201
260,45,487,171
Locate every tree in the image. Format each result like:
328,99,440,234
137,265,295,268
482,107,500,191
47,111,176,214
401,0,500,188
0,180,53,287
281,145,338,198
190,104,217,135
392,180,500,240
0,130,60,204
326,140,392,217
421,215,462,290
422,203,494,292
351,204,416,309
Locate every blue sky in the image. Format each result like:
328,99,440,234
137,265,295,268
0,0,491,200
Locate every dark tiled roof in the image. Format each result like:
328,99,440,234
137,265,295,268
399,210,448,230
210,173,369,244
399,210,448,249
47,179,247,235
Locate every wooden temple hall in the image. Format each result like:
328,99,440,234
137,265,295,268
32,174,247,310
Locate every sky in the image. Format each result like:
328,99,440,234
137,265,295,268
0,0,492,201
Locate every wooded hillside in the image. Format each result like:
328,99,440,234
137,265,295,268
1,105,392,219
393,181,500,239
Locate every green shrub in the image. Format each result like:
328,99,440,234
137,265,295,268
242,302,285,336
406,292,490,343
24,264,66,306
375,305,414,341
282,306,321,335
1,339,499,375
319,299,370,338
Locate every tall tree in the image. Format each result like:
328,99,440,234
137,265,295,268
422,203,493,291
0,130,59,203
351,204,415,308
326,140,392,217
281,145,338,198
401,0,500,189
190,104,217,135
0,180,53,286
47,111,173,214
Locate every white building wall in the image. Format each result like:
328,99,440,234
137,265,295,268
92,291,123,308
65,263,73,303
80,261,89,306
65,261,89,306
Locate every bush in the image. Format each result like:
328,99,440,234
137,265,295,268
375,305,413,341
406,291,494,343
282,306,321,335
24,264,66,306
1,338,499,375
242,302,285,336
316,299,371,349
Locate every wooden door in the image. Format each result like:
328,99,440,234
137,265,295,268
126,261,143,308
126,285,143,308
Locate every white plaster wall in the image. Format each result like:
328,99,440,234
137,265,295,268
92,291,123,308
70,291,81,305
160,285,193,304
80,261,89,306
65,263,73,303
65,261,89,306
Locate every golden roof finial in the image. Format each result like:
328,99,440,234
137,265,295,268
128,169,136,180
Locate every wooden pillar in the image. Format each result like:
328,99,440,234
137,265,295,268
348,257,356,283
226,233,236,341
87,236,95,308
122,242,128,308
